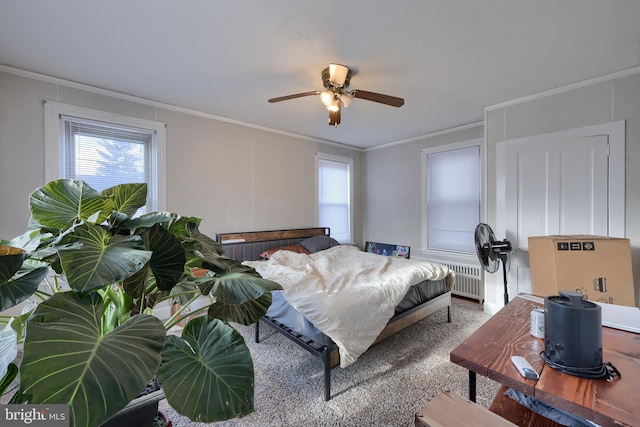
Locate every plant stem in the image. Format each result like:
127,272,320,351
164,293,203,330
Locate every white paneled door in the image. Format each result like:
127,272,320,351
496,122,625,302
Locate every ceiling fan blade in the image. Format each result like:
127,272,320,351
328,103,341,126
353,89,404,107
268,91,320,103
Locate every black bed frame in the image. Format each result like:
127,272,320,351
216,227,452,401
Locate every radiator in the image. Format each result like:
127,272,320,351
439,261,483,302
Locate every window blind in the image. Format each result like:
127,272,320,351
426,145,480,253
318,157,351,243
62,115,154,213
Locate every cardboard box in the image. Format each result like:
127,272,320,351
528,235,635,307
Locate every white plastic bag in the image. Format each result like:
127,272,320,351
0,319,18,380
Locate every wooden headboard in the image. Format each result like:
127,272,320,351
215,227,330,261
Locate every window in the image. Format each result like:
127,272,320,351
422,139,482,254
316,153,353,244
45,101,166,213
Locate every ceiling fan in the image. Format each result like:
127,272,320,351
268,63,404,126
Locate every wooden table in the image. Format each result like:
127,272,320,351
450,294,640,427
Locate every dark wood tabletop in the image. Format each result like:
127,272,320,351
450,294,640,427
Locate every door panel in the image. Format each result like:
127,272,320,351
559,143,609,234
502,135,609,296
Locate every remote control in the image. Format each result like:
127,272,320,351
511,356,539,380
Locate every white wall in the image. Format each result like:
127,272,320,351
485,71,640,308
0,70,364,244
366,70,640,309
4,66,638,309
365,124,484,252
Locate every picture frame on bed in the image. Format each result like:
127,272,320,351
364,241,410,259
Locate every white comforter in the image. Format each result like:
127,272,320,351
244,245,454,367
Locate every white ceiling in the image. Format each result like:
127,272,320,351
1,1,639,149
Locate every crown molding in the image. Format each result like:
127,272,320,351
0,64,361,151
485,66,640,111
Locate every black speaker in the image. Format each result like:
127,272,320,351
544,291,602,370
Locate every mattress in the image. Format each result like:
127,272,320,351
265,278,449,346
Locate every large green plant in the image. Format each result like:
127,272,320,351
0,179,282,427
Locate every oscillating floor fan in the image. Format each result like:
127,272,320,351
474,223,513,305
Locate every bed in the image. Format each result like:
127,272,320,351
215,227,453,400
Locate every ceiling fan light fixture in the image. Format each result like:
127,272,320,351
268,63,404,126
329,63,350,86
341,92,354,108
320,90,334,106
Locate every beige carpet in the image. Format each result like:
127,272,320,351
159,297,501,426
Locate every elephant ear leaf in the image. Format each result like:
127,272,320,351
20,292,165,427
144,224,186,291
58,224,151,293
29,179,114,228
156,317,254,422
102,183,147,218
206,272,282,325
0,249,49,311
0,363,18,397
177,219,224,258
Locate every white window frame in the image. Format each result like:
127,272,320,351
44,101,166,211
420,137,484,262
315,152,354,244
